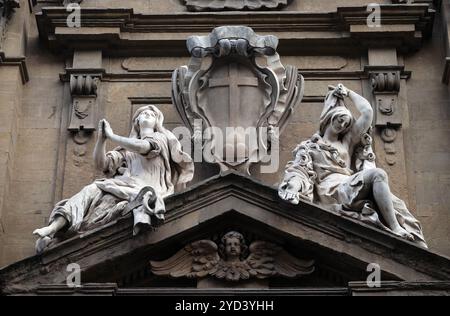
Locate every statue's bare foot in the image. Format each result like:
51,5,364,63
280,191,300,205
392,226,414,241
35,237,52,254
33,227,54,238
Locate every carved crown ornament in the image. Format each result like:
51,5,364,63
150,231,315,282
183,0,291,11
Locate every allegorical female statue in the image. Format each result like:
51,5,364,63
33,105,194,252
279,84,427,248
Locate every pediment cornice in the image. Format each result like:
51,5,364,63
35,4,435,56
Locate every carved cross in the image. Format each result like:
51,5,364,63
208,63,258,127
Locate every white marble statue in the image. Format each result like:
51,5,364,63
33,105,194,253
279,84,427,248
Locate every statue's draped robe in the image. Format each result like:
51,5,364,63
281,134,427,247
50,131,193,236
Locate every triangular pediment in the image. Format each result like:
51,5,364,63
1,172,450,294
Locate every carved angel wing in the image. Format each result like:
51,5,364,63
150,240,220,279
246,241,315,279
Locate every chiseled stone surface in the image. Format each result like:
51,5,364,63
0,0,449,274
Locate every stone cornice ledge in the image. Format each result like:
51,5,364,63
36,4,435,56
0,51,29,83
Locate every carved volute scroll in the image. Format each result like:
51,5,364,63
68,74,100,132
366,66,403,166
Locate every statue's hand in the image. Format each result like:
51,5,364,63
97,120,107,141
102,120,114,139
336,84,350,97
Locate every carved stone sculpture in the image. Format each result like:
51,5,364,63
183,0,290,11
278,84,428,248
172,26,304,174
150,231,315,282
33,105,194,253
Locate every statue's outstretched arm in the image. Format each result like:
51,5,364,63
102,120,152,155
94,120,108,172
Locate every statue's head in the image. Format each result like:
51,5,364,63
220,231,247,261
320,86,354,138
130,105,165,138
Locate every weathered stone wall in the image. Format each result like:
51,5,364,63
0,0,66,266
0,0,449,268
403,10,450,254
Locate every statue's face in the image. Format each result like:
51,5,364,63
331,114,352,135
225,237,241,259
138,109,157,130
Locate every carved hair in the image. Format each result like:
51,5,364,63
130,105,166,139
129,105,189,166
319,90,355,138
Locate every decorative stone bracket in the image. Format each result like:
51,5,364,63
61,51,104,133
368,67,403,127
67,72,102,132
365,65,407,166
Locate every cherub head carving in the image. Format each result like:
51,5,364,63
219,231,248,262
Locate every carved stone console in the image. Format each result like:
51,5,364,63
61,51,104,134
57,50,105,201
68,73,101,132
365,63,406,167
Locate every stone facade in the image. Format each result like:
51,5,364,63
0,0,449,295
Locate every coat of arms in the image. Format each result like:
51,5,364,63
172,26,304,174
